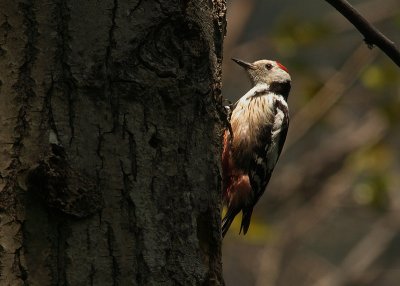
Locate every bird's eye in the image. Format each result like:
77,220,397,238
265,63,273,70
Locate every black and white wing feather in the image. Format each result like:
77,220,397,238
249,95,289,205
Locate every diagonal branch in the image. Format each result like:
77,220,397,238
324,0,400,67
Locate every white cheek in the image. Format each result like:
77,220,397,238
270,69,291,83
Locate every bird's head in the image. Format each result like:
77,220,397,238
232,58,291,86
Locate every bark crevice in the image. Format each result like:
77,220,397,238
54,0,76,145
104,0,119,130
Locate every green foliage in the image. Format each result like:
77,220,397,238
361,63,399,89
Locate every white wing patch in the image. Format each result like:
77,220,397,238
272,107,284,139
267,96,288,170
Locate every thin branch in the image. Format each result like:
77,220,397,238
325,0,400,67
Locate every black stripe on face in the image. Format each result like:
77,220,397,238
268,81,291,99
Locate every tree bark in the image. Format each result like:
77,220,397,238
0,0,226,285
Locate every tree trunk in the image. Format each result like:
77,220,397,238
0,0,226,285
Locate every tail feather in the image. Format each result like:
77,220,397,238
222,207,254,237
239,208,253,235
222,207,239,238
222,174,253,237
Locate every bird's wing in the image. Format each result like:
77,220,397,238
248,96,289,205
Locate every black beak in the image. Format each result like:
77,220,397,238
232,58,255,69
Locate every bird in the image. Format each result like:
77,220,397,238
222,58,291,237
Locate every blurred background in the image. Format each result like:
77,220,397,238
221,0,400,285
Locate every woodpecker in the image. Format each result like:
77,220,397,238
222,58,291,237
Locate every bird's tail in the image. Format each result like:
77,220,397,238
222,207,239,238
239,208,253,235
222,207,254,237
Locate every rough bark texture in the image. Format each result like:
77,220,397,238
0,0,226,285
